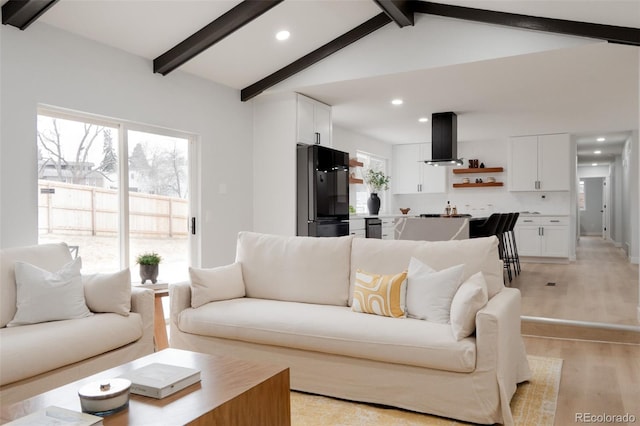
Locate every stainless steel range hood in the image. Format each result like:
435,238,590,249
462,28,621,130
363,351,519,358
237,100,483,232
424,112,464,166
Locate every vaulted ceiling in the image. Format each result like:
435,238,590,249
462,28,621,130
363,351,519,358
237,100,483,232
3,0,640,164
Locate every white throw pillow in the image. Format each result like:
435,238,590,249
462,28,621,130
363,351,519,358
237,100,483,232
190,262,246,308
450,272,489,340
8,257,92,327
405,258,465,323
83,268,132,316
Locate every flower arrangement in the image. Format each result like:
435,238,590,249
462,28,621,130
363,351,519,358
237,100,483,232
136,252,162,265
363,169,390,193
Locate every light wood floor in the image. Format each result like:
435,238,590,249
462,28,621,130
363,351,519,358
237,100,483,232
524,336,640,425
510,236,639,326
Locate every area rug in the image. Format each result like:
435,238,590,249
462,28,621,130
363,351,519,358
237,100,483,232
291,355,562,426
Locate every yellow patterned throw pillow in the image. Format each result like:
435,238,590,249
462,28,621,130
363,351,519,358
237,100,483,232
352,270,407,318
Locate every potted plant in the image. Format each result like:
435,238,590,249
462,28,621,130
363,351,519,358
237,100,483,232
363,169,390,215
136,251,162,284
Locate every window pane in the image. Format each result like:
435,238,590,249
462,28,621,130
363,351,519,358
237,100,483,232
127,130,189,283
356,151,388,214
37,115,120,273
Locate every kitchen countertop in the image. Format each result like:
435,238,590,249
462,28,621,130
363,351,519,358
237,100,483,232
349,214,408,219
519,213,569,217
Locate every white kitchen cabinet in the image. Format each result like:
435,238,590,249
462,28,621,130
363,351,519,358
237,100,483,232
392,144,446,194
509,133,570,191
297,94,332,147
381,217,396,240
349,218,366,238
514,216,569,258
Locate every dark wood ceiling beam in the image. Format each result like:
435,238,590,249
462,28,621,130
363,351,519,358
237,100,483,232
154,0,284,76
414,1,640,46
2,0,59,30
241,12,392,102
373,0,415,27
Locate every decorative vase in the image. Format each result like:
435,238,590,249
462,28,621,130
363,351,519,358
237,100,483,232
367,193,381,215
140,264,159,284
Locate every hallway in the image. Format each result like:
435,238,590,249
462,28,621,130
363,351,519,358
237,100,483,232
511,236,639,326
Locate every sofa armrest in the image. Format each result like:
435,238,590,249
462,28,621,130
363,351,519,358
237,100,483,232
169,281,191,336
475,288,531,425
130,286,154,349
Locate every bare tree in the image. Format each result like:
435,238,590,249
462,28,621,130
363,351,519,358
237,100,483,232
37,118,66,180
37,117,105,184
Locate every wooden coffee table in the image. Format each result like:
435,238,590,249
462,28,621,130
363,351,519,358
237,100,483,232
0,349,290,425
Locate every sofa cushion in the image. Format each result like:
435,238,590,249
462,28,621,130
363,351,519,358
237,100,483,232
352,270,407,318
406,259,465,323
83,268,132,316
8,257,92,327
0,313,143,386
350,237,503,306
177,298,476,373
235,232,353,306
189,263,245,308
450,272,489,340
0,243,73,328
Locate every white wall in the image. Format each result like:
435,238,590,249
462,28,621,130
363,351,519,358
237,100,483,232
621,132,639,263
0,23,253,267
252,93,297,236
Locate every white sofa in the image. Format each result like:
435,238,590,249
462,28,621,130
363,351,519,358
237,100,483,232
0,243,154,405
170,232,531,425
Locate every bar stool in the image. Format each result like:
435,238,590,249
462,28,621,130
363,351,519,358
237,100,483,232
495,213,513,283
469,213,501,239
469,213,511,283
505,212,521,276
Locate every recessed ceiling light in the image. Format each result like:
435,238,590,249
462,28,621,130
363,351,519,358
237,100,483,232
418,117,428,123
596,137,605,142
391,99,403,106
579,181,585,185
594,150,601,154
592,163,598,166
275,30,290,41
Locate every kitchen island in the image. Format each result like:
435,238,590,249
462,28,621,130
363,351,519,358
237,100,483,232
394,216,475,241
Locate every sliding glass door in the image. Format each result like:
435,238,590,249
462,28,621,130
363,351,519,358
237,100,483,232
37,109,197,283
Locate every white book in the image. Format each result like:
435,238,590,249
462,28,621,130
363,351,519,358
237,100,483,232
5,406,103,426
120,363,201,399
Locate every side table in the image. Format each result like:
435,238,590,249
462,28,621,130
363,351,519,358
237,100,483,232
153,288,169,351
136,283,170,351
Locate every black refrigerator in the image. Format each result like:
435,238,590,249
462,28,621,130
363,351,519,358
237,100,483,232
297,144,350,237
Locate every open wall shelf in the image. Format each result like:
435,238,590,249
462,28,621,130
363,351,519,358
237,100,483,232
349,158,364,184
452,167,504,174
453,182,504,188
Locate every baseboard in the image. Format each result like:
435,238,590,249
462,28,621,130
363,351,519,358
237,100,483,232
521,316,640,344
519,256,570,264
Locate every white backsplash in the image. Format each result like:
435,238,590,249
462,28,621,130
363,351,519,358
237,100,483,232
393,190,571,217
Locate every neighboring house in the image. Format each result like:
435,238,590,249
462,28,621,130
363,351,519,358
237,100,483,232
37,159,109,188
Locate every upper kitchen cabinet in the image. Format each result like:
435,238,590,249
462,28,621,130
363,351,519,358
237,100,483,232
508,133,570,191
392,144,446,194
297,94,332,147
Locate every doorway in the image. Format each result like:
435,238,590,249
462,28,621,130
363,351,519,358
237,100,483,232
579,177,604,237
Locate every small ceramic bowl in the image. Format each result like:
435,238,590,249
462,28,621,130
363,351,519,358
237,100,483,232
462,178,470,184
487,177,496,183
399,208,411,215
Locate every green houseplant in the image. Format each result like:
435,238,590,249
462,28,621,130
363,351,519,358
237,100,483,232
136,252,162,284
363,169,390,215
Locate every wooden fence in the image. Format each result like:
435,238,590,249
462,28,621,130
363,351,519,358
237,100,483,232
38,180,189,238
